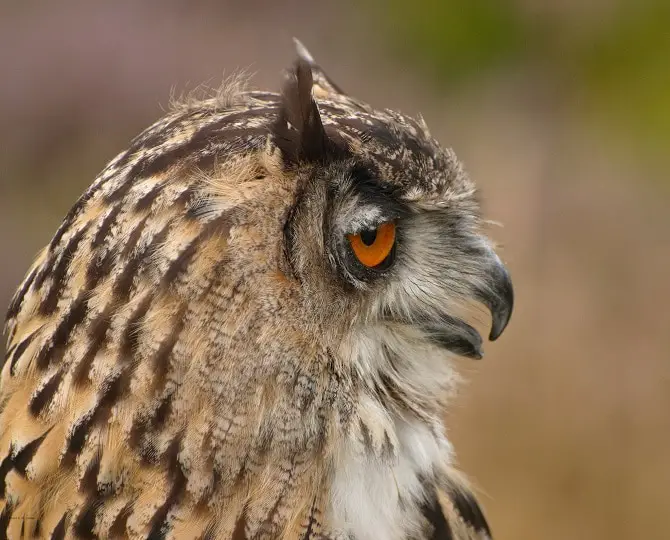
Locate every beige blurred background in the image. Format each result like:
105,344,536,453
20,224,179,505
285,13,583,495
1,1,668,539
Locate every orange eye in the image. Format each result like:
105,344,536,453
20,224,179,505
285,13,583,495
347,221,396,268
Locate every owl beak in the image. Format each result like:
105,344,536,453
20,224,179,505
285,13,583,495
422,315,484,360
420,251,513,360
386,251,513,360
474,251,514,341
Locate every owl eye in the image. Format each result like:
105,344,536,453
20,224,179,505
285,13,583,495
347,221,396,269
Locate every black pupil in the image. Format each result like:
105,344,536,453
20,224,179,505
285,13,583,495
360,229,378,246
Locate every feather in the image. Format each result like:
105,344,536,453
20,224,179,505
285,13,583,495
293,38,347,97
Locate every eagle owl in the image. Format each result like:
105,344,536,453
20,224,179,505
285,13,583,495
1,41,513,539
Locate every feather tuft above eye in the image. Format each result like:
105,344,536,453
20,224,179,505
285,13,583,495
273,58,328,164
272,42,348,166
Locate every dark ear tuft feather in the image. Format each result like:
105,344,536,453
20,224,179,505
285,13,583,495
293,38,347,97
273,57,333,164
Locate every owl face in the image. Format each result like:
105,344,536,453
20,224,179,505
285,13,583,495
277,60,513,368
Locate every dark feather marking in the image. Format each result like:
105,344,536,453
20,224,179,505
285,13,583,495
62,410,95,466
146,436,186,540
349,162,408,214
449,487,492,536
161,210,236,288
127,145,187,182
49,513,68,540
35,293,88,371
3,344,16,364
0,445,15,498
85,249,115,290
79,446,102,494
187,107,278,136
75,451,107,538
101,166,141,205
119,294,153,360
375,345,429,420
378,371,428,422
29,368,65,417
187,138,260,172
302,499,320,540
0,500,12,540
91,202,122,249
127,113,191,151
381,429,395,460
12,428,52,476
152,393,174,430
137,437,159,465
134,181,166,211
113,221,171,302
151,305,187,391
5,264,38,322
108,502,133,538
39,223,90,315
231,511,247,540
124,122,270,182
33,255,53,289
72,307,113,385
184,125,270,169
183,107,277,141
184,197,211,222
33,518,42,538
359,419,373,453
82,201,123,287
63,370,128,463
87,303,114,347
119,214,150,262
8,331,37,376
422,484,453,540
128,392,174,458
73,498,99,540
48,187,95,251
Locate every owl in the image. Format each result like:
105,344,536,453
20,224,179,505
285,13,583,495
1,40,512,539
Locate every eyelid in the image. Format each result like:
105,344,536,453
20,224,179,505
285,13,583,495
345,206,401,236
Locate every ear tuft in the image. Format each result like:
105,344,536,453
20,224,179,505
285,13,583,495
273,56,329,164
293,38,346,97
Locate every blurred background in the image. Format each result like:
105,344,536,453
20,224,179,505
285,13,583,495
1,1,668,538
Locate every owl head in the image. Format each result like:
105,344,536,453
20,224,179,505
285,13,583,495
271,44,513,383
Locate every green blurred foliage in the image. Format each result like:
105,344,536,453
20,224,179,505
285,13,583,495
575,1,670,157
367,0,670,172
370,0,528,81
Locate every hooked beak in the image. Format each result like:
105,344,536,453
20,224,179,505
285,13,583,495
421,252,514,359
475,251,514,341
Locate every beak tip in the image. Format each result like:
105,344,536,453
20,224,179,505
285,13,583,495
484,262,514,342
488,298,513,341
488,316,509,341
